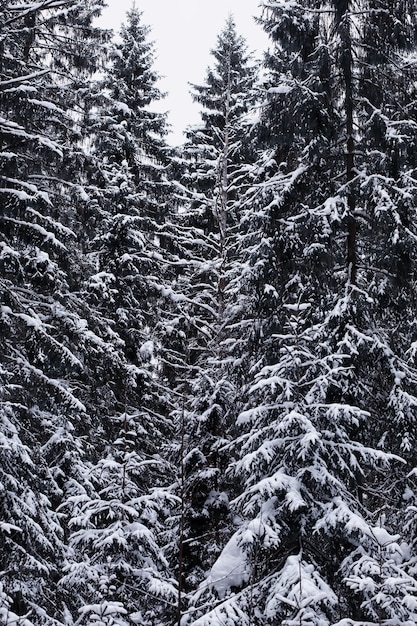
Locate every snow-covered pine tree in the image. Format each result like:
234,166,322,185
0,2,147,623
186,0,417,624
183,15,257,243
335,1,417,620
58,9,180,625
0,1,97,621
166,17,261,622
86,6,177,371
60,401,177,626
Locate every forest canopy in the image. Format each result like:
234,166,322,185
2,1,417,625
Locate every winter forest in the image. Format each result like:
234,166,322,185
4,0,417,624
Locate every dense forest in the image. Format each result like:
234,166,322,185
2,0,417,624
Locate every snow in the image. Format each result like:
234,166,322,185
2,216,67,250
2,2,417,625
263,0,300,8
76,185,90,202
189,600,251,626
283,302,311,311
268,84,292,94
265,554,337,620
115,100,133,115
0,187,33,201
315,497,371,536
27,98,62,112
0,609,34,626
0,243,19,259
205,533,250,598
237,407,264,424
0,68,49,88
370,526,401,547
78,601,128,617
0,116,63,155
0,522,22,534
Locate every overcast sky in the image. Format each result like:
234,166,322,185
98,1,268,145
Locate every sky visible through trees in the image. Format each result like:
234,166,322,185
98,0,269,144
2,1,417,625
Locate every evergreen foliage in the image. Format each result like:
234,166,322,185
60,9,179,625
169,19,259,617
87,6,175,353
186,1,417,624
2,2,417,625
0,1,113,622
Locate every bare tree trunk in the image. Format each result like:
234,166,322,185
216,45,232,322
338,5,357,284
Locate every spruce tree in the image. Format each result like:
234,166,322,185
0,1,139,623
188,1,417,623
170,17,260,622
183,15,257,241
59,9,179,625
86,6,175,365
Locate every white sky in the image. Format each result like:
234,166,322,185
98,1,268,145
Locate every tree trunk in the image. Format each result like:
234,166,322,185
338,6,357,284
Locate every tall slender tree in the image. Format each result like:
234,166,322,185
169,20,259,616
0,2,141,623
187,1,417,623
59,9,179,625
85,6,180,382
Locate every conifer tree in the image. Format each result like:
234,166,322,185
86,6,176,365
59,9,179,625
184,15,257,241
60,405,177,626
169,18,260,621
0,2,139,623
187,1,417,624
